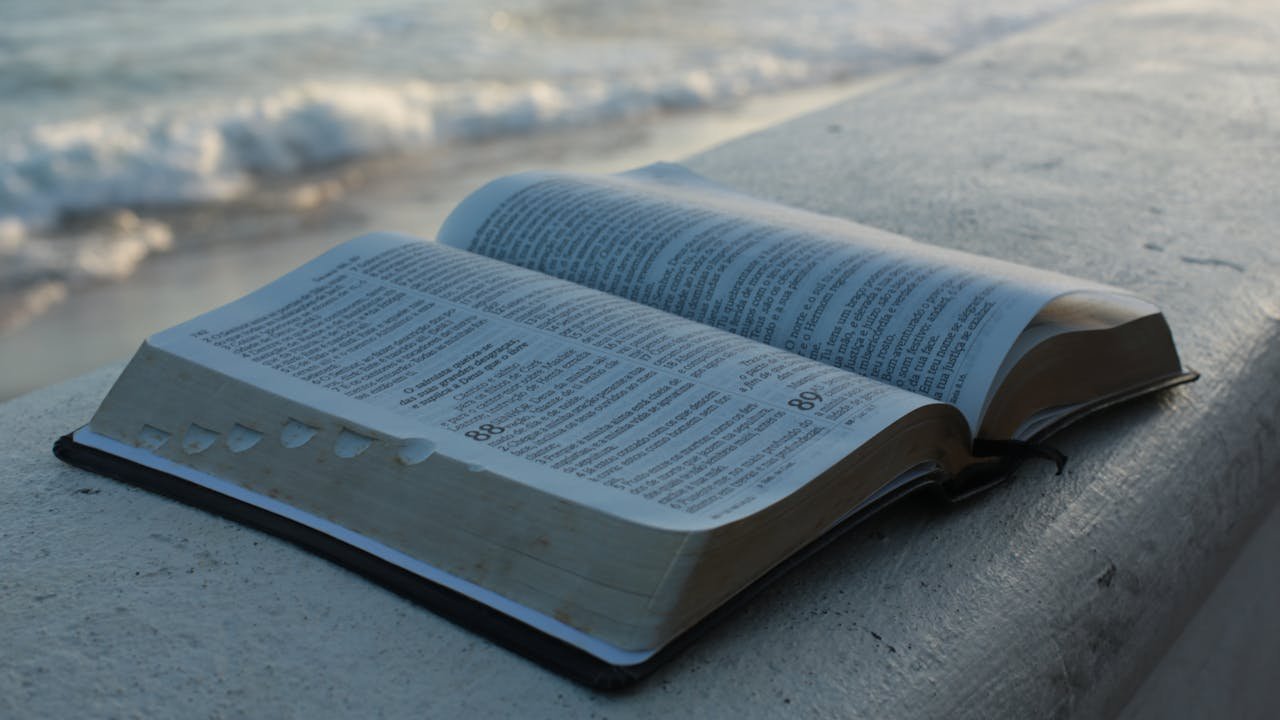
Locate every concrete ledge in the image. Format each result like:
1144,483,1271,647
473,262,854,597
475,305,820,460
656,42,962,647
4,0,1278,717
1120,500,1280,719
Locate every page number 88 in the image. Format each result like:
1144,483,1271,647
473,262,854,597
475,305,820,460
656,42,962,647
466,424,506,441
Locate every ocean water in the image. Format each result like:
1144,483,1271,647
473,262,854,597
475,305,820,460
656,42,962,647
0,0,1092,333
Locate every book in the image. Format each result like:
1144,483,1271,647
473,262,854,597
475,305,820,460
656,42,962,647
54,163,1195,688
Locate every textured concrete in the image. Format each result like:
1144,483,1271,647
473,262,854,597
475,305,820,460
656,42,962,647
1120,501,1280,720
4,0,1279,717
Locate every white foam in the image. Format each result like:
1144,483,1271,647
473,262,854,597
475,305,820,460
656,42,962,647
0,210,172,332
0,71,770,238
0,0,1092,239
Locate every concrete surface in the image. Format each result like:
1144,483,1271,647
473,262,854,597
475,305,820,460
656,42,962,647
1120,500,1280,720
3,0,1279,717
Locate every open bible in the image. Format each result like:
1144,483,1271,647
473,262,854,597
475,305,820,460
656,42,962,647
55,164,1194,687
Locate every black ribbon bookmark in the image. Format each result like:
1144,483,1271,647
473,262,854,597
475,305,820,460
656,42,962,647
971,438,1069,475
938,439,1069,503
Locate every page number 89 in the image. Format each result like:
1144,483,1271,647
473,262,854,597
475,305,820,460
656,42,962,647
788,391,823,411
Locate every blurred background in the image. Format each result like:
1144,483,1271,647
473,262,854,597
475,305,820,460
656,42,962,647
0,0,1094,399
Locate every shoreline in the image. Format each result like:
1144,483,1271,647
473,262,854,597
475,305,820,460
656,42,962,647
0,76,901,401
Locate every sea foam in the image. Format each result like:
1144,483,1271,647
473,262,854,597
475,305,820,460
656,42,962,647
0,61,823,237
0,210,173,330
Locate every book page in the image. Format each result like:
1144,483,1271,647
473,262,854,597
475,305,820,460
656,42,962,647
149,234,945,530
438,164,1107,432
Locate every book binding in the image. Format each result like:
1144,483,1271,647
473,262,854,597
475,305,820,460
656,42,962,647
53,430,942,689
